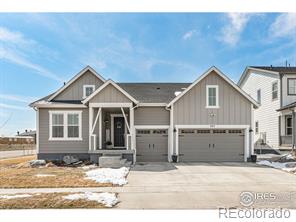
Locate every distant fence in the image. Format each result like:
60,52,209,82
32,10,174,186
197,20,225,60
0,144,36,151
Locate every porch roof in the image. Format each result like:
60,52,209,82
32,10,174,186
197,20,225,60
277,101,296,111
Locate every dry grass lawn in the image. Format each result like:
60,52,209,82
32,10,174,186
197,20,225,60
0,193,106,209
0,156,112,188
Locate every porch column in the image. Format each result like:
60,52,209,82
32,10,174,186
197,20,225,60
293,110,296,151
99,109,102,149
89,107,94,151
130,106,135,150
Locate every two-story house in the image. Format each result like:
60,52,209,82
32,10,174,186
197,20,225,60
238,66,296,150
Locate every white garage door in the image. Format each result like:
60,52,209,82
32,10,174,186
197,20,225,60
179,129,244,162
136,129,168,162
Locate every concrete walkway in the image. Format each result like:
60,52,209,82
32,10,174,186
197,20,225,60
0,149,36,159
1,162,296,209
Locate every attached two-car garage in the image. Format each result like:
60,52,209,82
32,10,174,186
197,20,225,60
178,129,245,162
135,127,246,162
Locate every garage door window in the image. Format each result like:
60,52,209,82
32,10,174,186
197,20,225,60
196,130,211,134
228,129,242,134
180,129,195,134
213,129,226,134
137,130,151,134
153,130,167,134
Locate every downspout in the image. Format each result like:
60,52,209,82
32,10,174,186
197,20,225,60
292,108,295,152
279,73,283,147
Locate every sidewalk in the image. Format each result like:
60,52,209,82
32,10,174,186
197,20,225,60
0,149,36,159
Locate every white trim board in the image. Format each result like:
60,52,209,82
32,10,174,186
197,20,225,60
206,85,219,109
33,103,88,108
83,84,95,99
48,66,105,101
134,125,170,129
174,124,250,162
48,110,83,141
167,66,259,108
82,79,139,104
89,103,133,108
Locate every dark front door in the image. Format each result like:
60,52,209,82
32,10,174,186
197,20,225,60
113,117,125,147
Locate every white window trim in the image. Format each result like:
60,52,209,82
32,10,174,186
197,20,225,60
49,110,82,141
206,85,219,108
83,85,95,99
271,81,278,100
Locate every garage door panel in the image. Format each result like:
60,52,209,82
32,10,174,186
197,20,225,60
179,129,244,162
136,129,168,162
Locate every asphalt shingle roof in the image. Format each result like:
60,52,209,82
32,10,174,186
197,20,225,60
118,83,191,103
250,66,296,74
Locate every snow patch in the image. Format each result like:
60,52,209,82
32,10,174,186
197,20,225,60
35,174,56,177
63,192,118,207
85,167,129,185
257,160,296,173
81,165,98,170
0,194,32,199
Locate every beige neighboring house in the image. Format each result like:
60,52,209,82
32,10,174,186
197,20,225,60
238,66,296,150
30,66,258,163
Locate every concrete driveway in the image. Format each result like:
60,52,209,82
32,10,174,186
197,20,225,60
118,162,296,209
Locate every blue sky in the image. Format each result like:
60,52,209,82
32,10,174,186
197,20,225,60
0,13,296,136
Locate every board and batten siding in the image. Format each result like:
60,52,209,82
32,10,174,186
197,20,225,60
88,84,132,103
240,70,280,148
54,70,104,101
282,74,296,106
38,108,89,153
134,107,170,125
173,71,252,126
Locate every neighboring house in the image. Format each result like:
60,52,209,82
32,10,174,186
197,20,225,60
0,136,35,145
17,130,36,143
238,66,296,149
30,66,258,163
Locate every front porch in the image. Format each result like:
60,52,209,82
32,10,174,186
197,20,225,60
88,103,136,163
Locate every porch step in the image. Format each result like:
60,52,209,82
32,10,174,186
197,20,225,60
98,155,131,168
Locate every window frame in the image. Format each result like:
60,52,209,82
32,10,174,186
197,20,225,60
285,115,293,136
287,78,296,95
255,121,259,134
257,89,261,104
49,110,82,141
83,85,95,99
206,85,219,109
271,81,278,100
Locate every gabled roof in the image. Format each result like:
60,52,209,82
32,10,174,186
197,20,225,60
47,66,105,101
82,79,139,104
119,83,190,103
167,66,259,108
238,66,296,86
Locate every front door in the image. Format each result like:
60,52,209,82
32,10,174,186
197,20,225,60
113,117,125,147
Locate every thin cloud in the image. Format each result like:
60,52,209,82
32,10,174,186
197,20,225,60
269,13,296,39
0,26,62,82
182,30,197,40
221,13,251,46
0,94,37,103
0,103,29,111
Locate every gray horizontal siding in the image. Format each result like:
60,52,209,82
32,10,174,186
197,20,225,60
55,70,104,100
174,71,252,126
135,107,170,125
39,108,89,153
89,84,132,103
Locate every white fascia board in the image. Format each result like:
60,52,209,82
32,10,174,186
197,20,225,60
33,103,87,108
82,79,139,104
167,66,259,108
48,66,105,101
89,103,133,108
138,103,167,107
238,67,279,87
134,125,170,129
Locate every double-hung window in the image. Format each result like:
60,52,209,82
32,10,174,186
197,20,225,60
49,111,82,140
83,85,95,98
206,85,219,108
288,79,296,95
272,81,278,100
